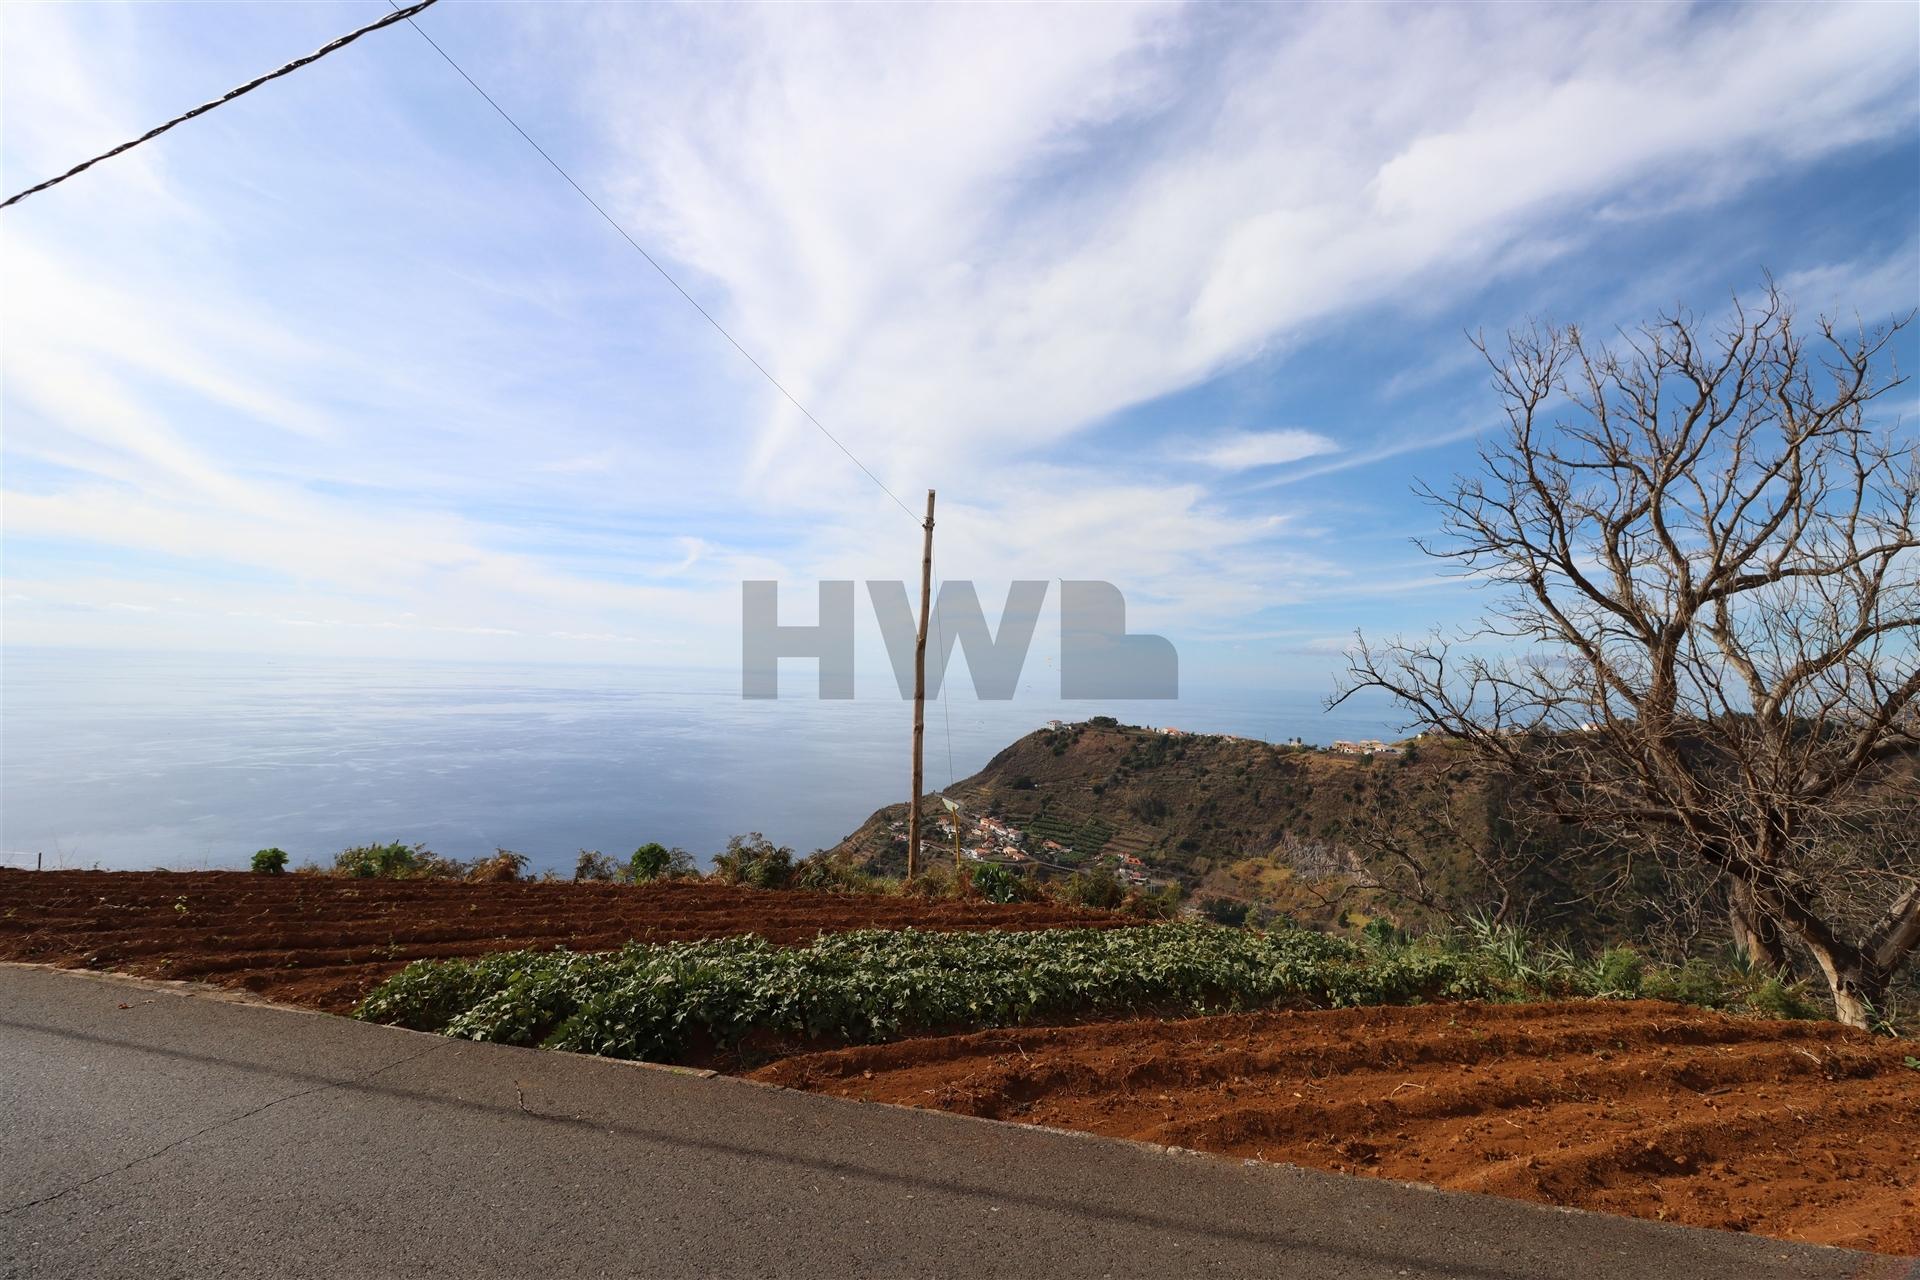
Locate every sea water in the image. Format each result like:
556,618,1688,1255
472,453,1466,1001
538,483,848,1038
0,647,1408,872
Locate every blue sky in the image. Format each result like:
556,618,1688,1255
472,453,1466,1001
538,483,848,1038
2,1,1916,697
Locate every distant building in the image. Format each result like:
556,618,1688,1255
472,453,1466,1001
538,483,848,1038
1332,738,1402,756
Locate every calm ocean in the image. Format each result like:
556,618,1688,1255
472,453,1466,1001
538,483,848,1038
0,647,1408,872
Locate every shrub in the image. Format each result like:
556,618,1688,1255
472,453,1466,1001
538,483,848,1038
901,864,962,899
412,849,472,879
1197,896,1251,927
709,833,794,890
1583,946,1645,998
1640,959,1740,1009
1126,883,1184,920
1746,977,1824,1021
968,862,1034,904
333,842,420,879
790,851,883,894
1460,911,1558,987
1129,795,1170,823
250,847,289,875
575,850,620,882
627,843,695,883
1058,870,1125,911
1361,917,1409,950
467,849,529,883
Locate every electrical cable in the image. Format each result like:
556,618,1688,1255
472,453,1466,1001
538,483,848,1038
1,0,443,210
387,3,918,522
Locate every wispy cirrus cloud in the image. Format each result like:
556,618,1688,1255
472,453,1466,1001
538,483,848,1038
0,1,1913,676
563,1,1917,502
1191,430,1341,471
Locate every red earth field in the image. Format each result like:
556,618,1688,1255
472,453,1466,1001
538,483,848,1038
752,1000,1920,1255
6,870,1916,1255
0,869,1124,1011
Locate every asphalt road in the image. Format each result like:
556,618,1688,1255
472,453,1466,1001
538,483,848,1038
0,964,1904,1280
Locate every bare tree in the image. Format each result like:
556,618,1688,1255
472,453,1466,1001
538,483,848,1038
1338,285,1919,1027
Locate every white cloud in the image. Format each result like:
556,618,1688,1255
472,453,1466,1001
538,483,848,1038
1192,430,1340,471
1,1,1914,666
564,1,1918,508
1779,244,1920,323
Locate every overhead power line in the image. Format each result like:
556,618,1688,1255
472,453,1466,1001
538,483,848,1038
387,4,919,523
1,0,442,211
392,5,956,762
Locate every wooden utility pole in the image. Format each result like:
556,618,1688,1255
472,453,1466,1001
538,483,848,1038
906,489,935,882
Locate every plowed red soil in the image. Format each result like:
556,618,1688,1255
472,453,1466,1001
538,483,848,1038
0,870,1124,1012
751,1001,1920,1255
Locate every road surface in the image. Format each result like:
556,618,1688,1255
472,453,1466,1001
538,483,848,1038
1,965,1903,1279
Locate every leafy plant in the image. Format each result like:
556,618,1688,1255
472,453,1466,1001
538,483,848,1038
1125,883,1185,920
1361,917,1409,951
1745,977,1823,1022
968,862,1033,904
333,842,421,879
1460,910,1563,988
250,847,289,875
790,851,883,894
627,843,695,883
1197,895,1251,928
1641,959,1743,1009
1059,870,1125,911
1583,946,1645,999
901,864,962,899
575,850,620,882
708,833,794,889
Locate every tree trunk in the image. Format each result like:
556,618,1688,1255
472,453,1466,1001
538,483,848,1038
1726,879,1789,976
1803,941,1886,1030
1736,871,1881,1029
1753,878,1919,1029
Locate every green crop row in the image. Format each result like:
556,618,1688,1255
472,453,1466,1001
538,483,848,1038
354,923,1497,1063
356,920,1833,1066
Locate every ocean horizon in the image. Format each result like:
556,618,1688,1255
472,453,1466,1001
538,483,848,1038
1,646,1412,873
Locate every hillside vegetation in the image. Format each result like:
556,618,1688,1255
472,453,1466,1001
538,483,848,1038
831,721,1632,940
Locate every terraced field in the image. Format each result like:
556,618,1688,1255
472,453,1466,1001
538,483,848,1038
753,999,1920,1255
10,869,1917,1255
0,870,1125,1011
